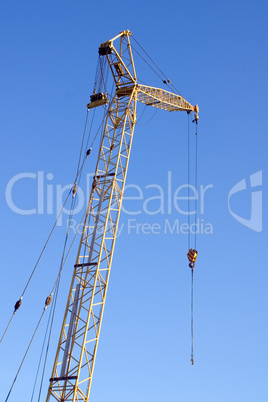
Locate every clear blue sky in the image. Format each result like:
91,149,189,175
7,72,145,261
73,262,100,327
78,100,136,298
0,1,267,401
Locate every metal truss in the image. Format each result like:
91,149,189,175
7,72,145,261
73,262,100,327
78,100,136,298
46,31,198,402
117,84,198,113
46,32,137,402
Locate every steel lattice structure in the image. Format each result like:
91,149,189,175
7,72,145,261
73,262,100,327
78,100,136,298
46,30,198,402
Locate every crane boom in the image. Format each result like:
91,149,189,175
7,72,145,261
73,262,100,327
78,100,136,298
46,31,198,402
117,84,198,113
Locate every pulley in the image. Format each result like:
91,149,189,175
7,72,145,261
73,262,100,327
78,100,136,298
14,297,22,313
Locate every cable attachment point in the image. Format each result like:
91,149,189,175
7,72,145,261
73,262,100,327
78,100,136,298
192,105,199,124
162,79,171,85
44,294,52,310
72,183,77,198
191,355,194,365
14,297,22,313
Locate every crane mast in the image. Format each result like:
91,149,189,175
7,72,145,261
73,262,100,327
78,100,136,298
46,31,198,402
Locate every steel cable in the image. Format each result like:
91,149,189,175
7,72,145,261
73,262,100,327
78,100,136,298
132,35,184,97
5,310,45,402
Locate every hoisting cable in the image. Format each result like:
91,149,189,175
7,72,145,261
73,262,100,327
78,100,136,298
7,151,90,401
131,43,164,84
30,303,53,402
93,55,101,94
0,316,13,348
46,106,106,299
99,54,108,95
131,42,181,97
186,112,199,365
35,278,61,402
131,35,184,97
93,54,113,100
30,196,89,400
5,222,68,402
35,204,89,401
19,191,70,299
47,152,92,301
88,107,108,151
33,160,90,399
31,108,103,399
191,263,194,365
188,112,191,251
85,107,96,152
5,139,93,398
195,120,198,250
5,306,46,402
76,109,90,176
6,286,56,400
4,62,110,393
0,189,72,345
50,204,88,295
3,97,103,399
0,107,95,346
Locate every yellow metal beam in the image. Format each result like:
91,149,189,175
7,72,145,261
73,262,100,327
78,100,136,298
46,30,198,402
116,84,198,114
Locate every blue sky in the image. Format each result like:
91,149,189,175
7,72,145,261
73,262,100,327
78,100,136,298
0,1,267,401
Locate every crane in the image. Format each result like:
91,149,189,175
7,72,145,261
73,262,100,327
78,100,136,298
46,30,198,402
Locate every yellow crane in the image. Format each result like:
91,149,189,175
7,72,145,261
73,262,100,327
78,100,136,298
46,30,198,402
